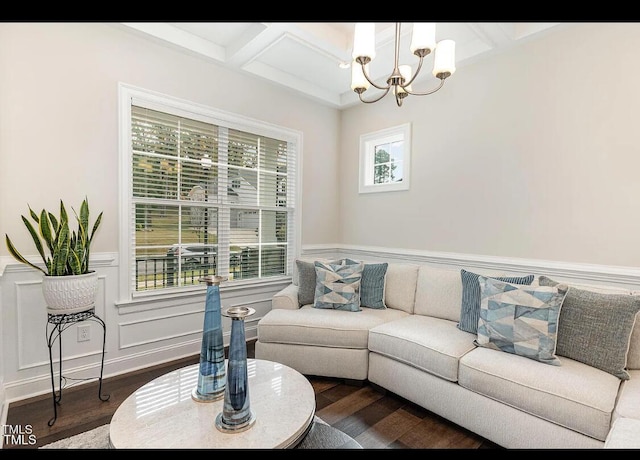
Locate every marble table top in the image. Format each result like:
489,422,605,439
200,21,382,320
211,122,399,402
109,359,316,449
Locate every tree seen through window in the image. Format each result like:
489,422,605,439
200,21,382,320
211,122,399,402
373,140,403,184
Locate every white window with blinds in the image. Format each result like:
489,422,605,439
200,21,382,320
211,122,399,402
118,84,300,299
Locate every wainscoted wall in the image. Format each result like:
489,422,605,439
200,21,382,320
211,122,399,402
0,254,289,403
2,243,639,410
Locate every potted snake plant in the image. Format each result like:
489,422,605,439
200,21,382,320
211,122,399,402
5,197,103,315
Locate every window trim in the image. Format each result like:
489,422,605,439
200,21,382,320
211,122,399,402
358,123,411,194
117,83,302,302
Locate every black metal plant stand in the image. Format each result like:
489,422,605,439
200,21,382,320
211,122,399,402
46,308,110,426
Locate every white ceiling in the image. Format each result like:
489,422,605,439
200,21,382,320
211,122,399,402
119,22,570,110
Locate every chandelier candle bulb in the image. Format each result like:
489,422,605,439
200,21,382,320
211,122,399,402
433,39,456,79
351,62,370,91
397,65,413,94
352,23,376,62
410,23,436,55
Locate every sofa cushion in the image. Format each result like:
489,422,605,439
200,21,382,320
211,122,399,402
475,277,568,366
613,369,640,421
257,305,408,349
459,346,621,441
413,266,507,321
605,417,640,449
628,325,640,371
539,276,640,379
384,264,420,314
360,262,388,309
368,315,476,382
314,259,364,312
458,269,534,335
571,284,640,371
414,266,465,321
255,342,370,381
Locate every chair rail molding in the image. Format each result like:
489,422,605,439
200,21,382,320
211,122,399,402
301,244,640,288
0,253,119,276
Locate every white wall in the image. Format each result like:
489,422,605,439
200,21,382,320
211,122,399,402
0,22,340,252
0,23,340,401
339,22,640,268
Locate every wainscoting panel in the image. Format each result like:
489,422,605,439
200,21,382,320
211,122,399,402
118,306,204,350
14,276,108,372
221,297,273,343
0,254,288,403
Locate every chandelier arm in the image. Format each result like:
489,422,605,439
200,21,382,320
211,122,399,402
358,87,392,104
395,92,404,107
360,63,391,91
405,78,446,96
401,56,424,89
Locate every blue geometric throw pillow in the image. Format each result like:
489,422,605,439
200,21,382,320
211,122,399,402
475,276,569,365
458,269,534,334
314,259,364,312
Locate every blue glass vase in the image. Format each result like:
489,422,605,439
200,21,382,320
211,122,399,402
192,275,227,402
215,306,256,432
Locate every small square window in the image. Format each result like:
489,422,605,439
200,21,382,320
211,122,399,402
359,123,411,193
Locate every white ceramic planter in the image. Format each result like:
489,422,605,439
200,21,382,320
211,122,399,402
42,271,99,315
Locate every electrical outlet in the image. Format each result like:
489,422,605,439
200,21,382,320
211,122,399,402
77,324,91,342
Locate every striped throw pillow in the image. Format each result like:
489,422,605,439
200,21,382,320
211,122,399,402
360,263,388,309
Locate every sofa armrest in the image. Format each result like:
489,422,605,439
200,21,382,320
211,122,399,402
272,284,300,310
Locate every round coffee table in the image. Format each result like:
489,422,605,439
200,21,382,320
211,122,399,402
109,359,316,449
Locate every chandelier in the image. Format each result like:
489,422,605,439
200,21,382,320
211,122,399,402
350,23,456,107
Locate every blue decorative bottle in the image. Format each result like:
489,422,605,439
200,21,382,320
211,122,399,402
192,275,227,402
216,306,256,432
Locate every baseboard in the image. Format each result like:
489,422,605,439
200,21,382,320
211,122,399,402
4,329,259,405
3,340,199,404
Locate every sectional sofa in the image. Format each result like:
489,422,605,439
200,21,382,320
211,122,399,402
255,259,640,449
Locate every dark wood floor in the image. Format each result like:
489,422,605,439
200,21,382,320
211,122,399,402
4,340,500,449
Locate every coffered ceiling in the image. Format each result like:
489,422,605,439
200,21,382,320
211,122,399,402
118,22,570,110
